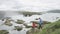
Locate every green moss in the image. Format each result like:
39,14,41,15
14,26,23,31
0,30,9,34
23,23,31,28
16,20,25,24
5,23,12,26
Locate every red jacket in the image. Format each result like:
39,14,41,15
32,22,36,28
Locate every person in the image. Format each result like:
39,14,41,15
32,22,36,32
38,18,43,29
32,22,36,28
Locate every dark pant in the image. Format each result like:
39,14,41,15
38,24,42,29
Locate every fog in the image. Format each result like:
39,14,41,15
0,11,5,19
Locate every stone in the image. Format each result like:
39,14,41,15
0,30,9,34
14,26,23,31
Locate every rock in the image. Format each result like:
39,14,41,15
26,28,39,34
0,30,9,34
23,23,31,28
16,19,25,24
4,22,12,26
4,19,12,26
26,26,31,28
14,26,23,31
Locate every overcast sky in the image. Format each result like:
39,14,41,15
0,0,60,12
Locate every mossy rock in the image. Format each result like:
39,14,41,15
0,30,9,34
16,20,25,24
14,26,23,31
25,26,31,28
4,23,12,26
23,23,31,28
30,21,38,24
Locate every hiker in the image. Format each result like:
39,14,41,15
32,22,36,28
38,18,43,29
32,22,36,32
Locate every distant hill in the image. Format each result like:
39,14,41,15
47,10,60,13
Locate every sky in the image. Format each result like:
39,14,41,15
0,0,60,12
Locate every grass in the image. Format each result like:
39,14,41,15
35,19,60,34
26,19,60,34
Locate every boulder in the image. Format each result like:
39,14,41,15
14,26,23,31
4,19,12,26
16,19,25,24
0,30,9,34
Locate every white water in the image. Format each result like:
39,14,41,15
0,12,60,34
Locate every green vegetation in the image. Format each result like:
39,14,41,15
0,30,9,34
35,19,60,34
4,22,12,26
26,19,60,34
26,28,40,34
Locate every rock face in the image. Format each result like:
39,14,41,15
14,26,23,31
0,30,9,34
16,19,25,24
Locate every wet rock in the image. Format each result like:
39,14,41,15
4,19,12,26
16,19,25,24
23,23,31,28
4,22,12,26
14,26,23,31
0,30,9,34
25,26,31,28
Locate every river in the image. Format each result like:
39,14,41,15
0,11,60,34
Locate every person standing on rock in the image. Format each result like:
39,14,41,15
38,18,43,29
